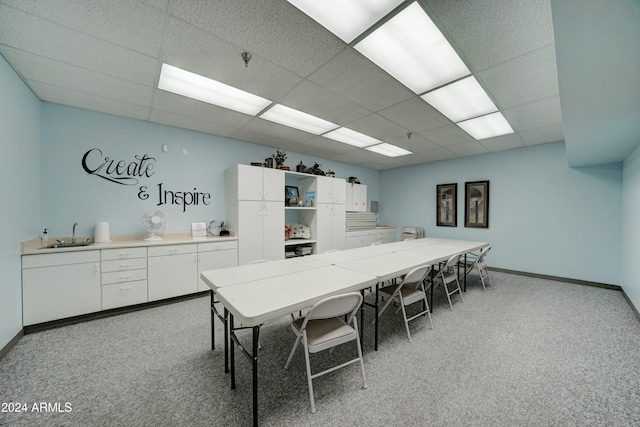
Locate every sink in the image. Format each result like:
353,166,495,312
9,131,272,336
41,242,93,249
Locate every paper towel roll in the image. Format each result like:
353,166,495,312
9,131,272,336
94,222,111,243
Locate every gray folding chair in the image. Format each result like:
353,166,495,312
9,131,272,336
284,292,367,413
459,246,493,291
434,253,464,310
378,264,433,342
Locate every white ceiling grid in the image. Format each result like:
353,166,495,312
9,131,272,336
0,0,565,169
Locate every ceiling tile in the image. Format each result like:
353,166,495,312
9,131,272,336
378,96,451,133
519,123,565,146
167,0,346,77
346,113,409,142
308,47,414,111
299,136,360,154
427,0,554,71
420,124,476,147
241,118,317,144
478,45,559,109
161,17,303,101
0,4,158,86
229,128,302,151
2,47,154,106
275,80,372,126
29,81,151,121
387,134,440,155
446,142,490,157
477,133,525,152
3,0,166,56
416,147,458,162
149,109,239,137
503,96,562,131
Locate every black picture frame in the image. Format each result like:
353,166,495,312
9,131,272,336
285,185,299,206
464,180,489,228
436,183,457,227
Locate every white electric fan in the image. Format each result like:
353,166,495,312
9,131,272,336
141,209,168,241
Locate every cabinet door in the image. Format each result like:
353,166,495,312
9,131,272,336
237,164,265,201
315,176,332,204
315,203,333,254
148,253,198,301
198,249,238,291
332,178,346,204
332,204,346,250
354,184,367,212
23,261,101,325
238,201,265,265
262,200,284,260
262,167,285,202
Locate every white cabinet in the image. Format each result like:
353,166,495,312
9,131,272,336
197,241,238,291
101,247,147,310
227,164,285,264
316,175,347,204
148,244,198,301
346,183,367,212
316,202,346,253
22,251,101,325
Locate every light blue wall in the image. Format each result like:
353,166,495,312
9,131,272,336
622,144,640,309
40,103,379,237
379,141,622,285
0,54,41,349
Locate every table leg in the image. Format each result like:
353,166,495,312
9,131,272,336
224,307,229,374
359,289,365,352
374,283,379,351
463,253,468,292
210,290,216,350
230,313,236,390
252,325,259,427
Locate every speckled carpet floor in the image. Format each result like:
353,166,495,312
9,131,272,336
1,271,639,427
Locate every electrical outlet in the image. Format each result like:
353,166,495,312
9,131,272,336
162,144,168,153
182,148,188,156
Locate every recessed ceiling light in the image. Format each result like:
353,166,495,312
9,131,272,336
457,112,514,140
421,76,498,122
365,143,412,157
259,104,339,135
157,63,271,116
286,0,404,43
355,2,470,94
323,127,381,148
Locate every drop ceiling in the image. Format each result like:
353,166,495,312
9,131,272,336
0,0,567,170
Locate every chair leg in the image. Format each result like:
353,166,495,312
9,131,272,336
443,282,454,310
284,335,301,369
399,302,412,343
302,335,316,414
352,317,368,389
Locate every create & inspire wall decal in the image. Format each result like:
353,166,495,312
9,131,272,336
81,148,211,212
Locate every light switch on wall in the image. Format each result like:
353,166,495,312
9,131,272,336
162,144,168,153
182,148,188,156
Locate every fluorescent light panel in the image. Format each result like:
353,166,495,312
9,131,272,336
421,76,498,122
323,127,381,148
355,2,470,94
365,143,412,157
259,104,339,135
158,63,271,116
286,0,404,43
457,112,514,140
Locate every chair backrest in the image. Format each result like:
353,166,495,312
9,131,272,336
403,237,415,241
402,264,432,286
443,253,462,271
303,292,363,326
477,246,491,262
245,259,269,265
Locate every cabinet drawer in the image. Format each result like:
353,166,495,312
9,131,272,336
102,257,147,273
22,250,100,269
101,247,147,260
198,240,238,252
148,244,197,257
102,269,147,285
102,280,147,310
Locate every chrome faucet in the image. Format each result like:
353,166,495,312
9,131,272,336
72,222,78,243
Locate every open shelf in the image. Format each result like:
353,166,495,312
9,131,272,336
284,239,317,246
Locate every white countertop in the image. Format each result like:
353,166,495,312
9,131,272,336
21,232,237,255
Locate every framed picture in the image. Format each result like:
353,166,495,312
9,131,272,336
285,185,299,206
465,180,489,228
436,183,457,226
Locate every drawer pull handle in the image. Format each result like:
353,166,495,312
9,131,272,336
169,249,179,254
119,263,131,268
118,252,131,258
119,286,131,291
119,275,131,280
